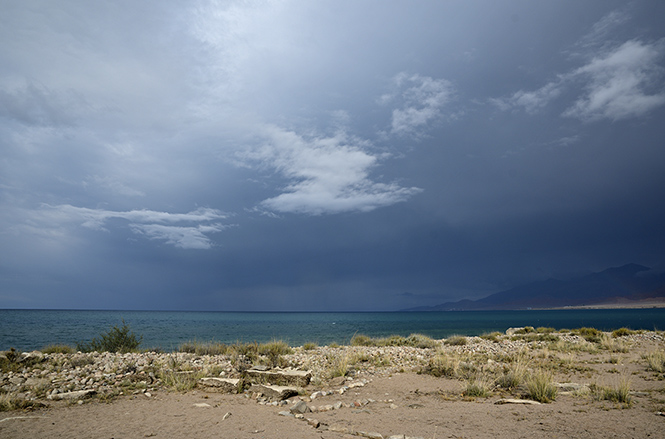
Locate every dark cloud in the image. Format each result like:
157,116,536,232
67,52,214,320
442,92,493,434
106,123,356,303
1,1,664,311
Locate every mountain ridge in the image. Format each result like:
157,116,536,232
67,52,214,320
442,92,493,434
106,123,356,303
406,263,665,311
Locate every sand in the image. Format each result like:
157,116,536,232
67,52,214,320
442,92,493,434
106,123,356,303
2,330,665,438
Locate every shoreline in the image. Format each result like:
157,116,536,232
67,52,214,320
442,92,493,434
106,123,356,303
2,328,665,438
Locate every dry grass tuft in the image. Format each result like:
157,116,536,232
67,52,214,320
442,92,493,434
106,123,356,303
526,369,557,403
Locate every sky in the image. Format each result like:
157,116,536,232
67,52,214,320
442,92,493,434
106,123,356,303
1,0,665,311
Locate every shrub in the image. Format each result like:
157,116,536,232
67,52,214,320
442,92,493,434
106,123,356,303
464,374,492,398
350,334,374,346
644,350,665,373
41,344,76,354
302,342,318,351
612,328,635,338
496,354,529,390
526,369,557,403
422,354,459,378
591,377,632,405
480,332,502,342
444,335,468,346
577,327,602,343
77,320,142,353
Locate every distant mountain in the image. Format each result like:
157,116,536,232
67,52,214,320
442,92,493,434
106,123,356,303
407,264,665,311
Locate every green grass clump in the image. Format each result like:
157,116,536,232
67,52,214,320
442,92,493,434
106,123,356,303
77,320,142,353
464,375,492,398
179,341,229,356
41,344,76,354
526,369,557,403
350,333,437,348
480,332,502,342
612,328,635,338
302,342,318,350
576,327,602,343
0,394,43,412
496,354,529,390
421,354,459,378
644,350,665,373
444,335,468,346
591,377,632,406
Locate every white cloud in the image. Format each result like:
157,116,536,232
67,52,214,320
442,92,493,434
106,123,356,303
564,40,665,121
238,125,422,215
129,223,226,250
29,205,229,249
492,80,564,114
386,73,455,136
494,39,665,121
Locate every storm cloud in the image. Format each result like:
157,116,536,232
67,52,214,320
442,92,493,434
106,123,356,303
1,0,664,311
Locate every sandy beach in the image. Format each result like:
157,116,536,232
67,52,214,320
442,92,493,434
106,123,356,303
2,329,664,438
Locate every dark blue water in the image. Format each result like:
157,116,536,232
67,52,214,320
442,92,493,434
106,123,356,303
1,309,664,351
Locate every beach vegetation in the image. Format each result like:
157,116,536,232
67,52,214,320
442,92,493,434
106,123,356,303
514,326,536,334
41,344,76,354
179,341,228,356
591,377,632,406
599,334,629,353
325,353,349,379
444,335,468,346
0,348,21,373
575,327,603,343
421,354,460,378
496,353,529,390
464,374,492,398
612,328,635,338
302,342,318,350
644,350,665,373
480,332,502,342
76,320,142,353
526,369,557,403
0,393,43,412
350,333,438,348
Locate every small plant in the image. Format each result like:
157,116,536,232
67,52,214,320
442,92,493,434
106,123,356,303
480,332,502,342
302,342,318,351
464,374,492,398
350,334,373,346
496,354,529,390
326,353,349,379
576,327,602,343
0,394,42,412
77,320,142,353
612,328,635,338
526,369,557,403
159,369,205,392
444,335,468,346
644,350,665,373
591,377,632,405
41,344,76,354
422,354,459,378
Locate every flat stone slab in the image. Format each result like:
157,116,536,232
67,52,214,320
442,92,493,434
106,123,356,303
198,377,240,393
250,384,299,400
246,368,311,387
495,398,541,405
48,389,96,401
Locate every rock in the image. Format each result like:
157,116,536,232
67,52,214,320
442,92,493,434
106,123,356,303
290,400,310,414
329,376,346,387
329,425,353,434
387,436,405,439
357,431,383,439
246,368,311,387
278,411,294,417
194,403,211,408
495,398,542,405
198,377,240,393
310,391,324,400
307,418,320,428
47,389,96,401
19,351,44,365
222,412,232,420
249,384,298,400
389,403,398,409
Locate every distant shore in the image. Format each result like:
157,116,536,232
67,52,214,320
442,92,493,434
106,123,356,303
544,298,665,310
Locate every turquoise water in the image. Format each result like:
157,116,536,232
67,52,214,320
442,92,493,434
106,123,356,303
1,309,664,351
